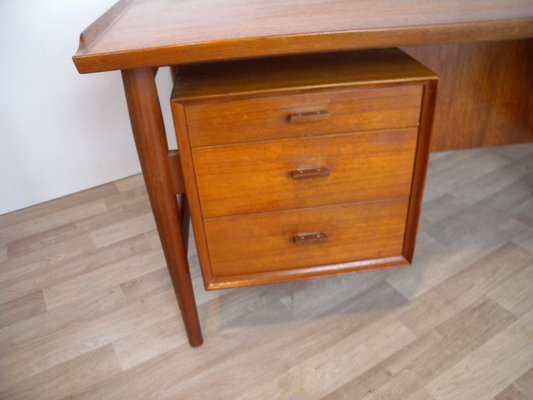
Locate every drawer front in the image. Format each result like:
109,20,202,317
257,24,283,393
193,129,417,217
204,198,409,278
186,86,423,147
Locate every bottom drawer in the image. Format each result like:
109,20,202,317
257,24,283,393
203,198,409,279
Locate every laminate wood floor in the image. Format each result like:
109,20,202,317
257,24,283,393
1,143,532,400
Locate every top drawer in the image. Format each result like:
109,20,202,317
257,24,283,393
185,85,422,147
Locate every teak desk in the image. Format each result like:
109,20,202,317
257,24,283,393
73,0,533,347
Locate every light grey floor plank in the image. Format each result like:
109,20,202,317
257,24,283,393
425,310,533,400
0,345,122,400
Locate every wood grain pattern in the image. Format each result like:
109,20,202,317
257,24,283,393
237,321,417,400
403,39,533,151
121,68,202,346
72,0,533,73
173,49,435,101
0,144,531,399
112,316,186,370
90,212,155,248
488,265,533,318
170,103,217,289
183,86,422,147
395,242,533,336
0,235,148,308
204,198,409,280
193,129,418,217
425,310,533,400
0,291,46,329
42,250,165,310
403,81,437,262
0,345,122,400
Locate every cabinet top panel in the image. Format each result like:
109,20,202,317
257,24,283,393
171,49,436,102
73,0,533,73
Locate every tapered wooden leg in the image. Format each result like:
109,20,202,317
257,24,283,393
121,68,203,347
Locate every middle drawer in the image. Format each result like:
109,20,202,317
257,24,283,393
193,128,418,217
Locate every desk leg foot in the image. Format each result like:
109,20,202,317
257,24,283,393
122,68,203,347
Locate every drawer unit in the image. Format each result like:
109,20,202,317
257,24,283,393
171,49,437,289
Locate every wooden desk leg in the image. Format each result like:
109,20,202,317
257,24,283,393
121,68,203,347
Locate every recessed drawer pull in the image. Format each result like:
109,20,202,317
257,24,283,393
288,110,330,123
290,167,331,180
293,232,329,244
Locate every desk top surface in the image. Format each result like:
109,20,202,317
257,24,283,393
73,0,533,73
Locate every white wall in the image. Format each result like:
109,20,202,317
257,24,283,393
0,0,176,215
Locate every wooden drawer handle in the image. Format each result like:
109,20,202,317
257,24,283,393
288,110,330,123
290,167,331,180
293,232,329,244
